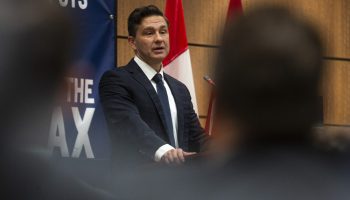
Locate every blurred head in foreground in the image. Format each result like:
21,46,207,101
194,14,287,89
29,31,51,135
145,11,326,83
0,0,72,150
0,1,115,199
215,6,323,149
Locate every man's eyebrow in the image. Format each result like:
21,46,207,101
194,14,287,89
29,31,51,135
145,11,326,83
142,27,155,31
142,25,167,30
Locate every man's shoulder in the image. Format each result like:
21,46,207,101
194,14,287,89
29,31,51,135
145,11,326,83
99,67,135,91
100,67,125,80
101,59,137,78
164,73,187,88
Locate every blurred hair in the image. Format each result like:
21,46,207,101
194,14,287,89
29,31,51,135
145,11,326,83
127,4,168,37
0,0,72,101
0,0,72,146
215,7,323,137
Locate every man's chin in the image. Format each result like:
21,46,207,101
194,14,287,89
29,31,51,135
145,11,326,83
151,54,168,62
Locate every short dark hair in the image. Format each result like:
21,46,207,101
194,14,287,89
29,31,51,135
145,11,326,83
127,5,168,37
215,7,323,135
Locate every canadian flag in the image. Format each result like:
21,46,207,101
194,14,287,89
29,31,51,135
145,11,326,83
163,0,198,114
205,0,243,135
226,0,243,21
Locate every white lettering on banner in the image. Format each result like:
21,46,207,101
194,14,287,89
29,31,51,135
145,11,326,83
48,107,70,157
48,106,96,158
74,78,84,103
84,79,95,104
66,78,94,104
49,77,96,158
57,0,88,9
71,107,95,158
58,0,68,7
78,0,88,9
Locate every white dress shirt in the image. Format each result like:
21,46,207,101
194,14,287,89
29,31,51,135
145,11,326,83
134,56,178,161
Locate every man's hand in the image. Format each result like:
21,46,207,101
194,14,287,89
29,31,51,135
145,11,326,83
161,148,196,165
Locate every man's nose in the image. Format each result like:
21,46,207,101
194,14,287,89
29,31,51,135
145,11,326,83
154,32,164,42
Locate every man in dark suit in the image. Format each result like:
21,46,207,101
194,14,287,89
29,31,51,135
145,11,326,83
99,5,208,167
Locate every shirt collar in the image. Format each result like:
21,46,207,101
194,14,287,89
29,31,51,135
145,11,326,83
134,56,164,81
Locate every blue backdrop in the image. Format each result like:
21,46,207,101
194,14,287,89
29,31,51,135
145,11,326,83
48,0,115,185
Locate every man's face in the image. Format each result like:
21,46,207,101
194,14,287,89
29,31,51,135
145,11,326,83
128,15,170,68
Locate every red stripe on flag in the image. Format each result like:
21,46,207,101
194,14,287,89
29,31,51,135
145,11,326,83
205,0,243,135
227,0,243,20
205,91,215,134
163,0,188,66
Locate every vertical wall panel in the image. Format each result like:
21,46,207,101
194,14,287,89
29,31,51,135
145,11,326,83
243,0,350,59
189,46,218,116
199,118,206,128
323,61,350,125
117,38,134,67
183,0,230,45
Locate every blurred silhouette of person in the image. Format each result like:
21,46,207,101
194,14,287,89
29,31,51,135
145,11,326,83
146,6,350,200
206,6,350,200
0,0,114,199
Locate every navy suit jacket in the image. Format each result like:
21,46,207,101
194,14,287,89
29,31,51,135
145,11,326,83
99,59,208,165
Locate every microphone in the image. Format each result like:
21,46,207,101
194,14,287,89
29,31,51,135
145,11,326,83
203,75,216,86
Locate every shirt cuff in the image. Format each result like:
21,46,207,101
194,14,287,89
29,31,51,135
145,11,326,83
154,144,175,162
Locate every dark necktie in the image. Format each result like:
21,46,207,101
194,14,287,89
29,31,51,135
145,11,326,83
152,73,175,147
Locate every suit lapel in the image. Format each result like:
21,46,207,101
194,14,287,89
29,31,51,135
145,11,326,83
125,59,168,136
164,74,184,148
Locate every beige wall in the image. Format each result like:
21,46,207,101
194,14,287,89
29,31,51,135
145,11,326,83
117,0,350,128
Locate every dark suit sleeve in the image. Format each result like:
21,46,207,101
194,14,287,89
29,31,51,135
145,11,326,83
99,69,167,159
183,86,210,152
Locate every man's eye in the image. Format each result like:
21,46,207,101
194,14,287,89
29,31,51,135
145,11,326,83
160,30,168,34
143,31,153,35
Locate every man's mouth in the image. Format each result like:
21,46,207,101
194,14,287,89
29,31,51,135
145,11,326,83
152,47,165,53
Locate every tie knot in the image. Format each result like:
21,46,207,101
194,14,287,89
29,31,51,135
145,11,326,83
153,73,163,84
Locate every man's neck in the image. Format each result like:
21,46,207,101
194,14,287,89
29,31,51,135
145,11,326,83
136,54,162,72
150,63,162,72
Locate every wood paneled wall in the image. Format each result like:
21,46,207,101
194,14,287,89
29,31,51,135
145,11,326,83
117,0,350,129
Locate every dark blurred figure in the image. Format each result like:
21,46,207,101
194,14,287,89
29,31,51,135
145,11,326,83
0,0,113,199
150,6,350,200
215,7,322,147
206,6,350,200
0,0,70,152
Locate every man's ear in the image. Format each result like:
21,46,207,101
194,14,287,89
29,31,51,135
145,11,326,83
128,36,137,51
